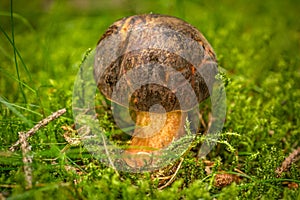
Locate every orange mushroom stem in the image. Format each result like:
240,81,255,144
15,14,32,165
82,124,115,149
123,110,187,168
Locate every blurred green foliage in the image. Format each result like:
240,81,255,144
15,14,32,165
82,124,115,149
0,0,299,199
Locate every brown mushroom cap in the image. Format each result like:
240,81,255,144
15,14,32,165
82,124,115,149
94,14,217,113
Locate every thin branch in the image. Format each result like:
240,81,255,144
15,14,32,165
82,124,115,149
276,146,300,177
9,108,66,152
158,157,184,190
205,112,213,135
198,111,207,130
100,127,120,176
19,131,33,189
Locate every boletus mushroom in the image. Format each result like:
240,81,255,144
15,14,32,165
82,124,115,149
94,14,218,169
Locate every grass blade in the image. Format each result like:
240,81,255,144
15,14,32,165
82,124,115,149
0,96,33,126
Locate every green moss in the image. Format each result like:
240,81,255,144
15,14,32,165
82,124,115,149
1,0,299,199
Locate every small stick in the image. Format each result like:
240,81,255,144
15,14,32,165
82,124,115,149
0,184,18,188
234,168,248,177
9,108,67,152
157,175,173,180
205,112,213,134
158,157,184,190
275,146,300,177
198,111,207,130
99,126,120,177
19,131,33,189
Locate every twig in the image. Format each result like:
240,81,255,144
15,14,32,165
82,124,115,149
158,157,184,190
89,112,119,176
74,113,120,176
157,175,173,180
9,108,66,152
275,146,300,177
234,168,249,177
205,112,213,135
19,131,33,189
198,111,207,130
100,127,120,176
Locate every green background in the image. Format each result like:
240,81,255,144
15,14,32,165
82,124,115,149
0,0,299,199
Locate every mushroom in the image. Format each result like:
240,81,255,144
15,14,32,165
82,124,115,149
94,14,217,168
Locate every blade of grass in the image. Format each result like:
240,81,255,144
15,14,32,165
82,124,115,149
0,11,34,32
0,45,12,60
0,96,33,126
0,66,36,93
0,97,43,117
10,0,27,103
0,25,32,81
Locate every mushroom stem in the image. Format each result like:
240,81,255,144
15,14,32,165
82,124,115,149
123,110,187,168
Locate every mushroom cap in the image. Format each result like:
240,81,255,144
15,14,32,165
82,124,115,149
94,14,218,113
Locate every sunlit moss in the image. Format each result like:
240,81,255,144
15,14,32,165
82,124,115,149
0,0,299,199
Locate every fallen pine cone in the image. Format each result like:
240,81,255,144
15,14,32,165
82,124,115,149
214,173,240,188
282,181,299,189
